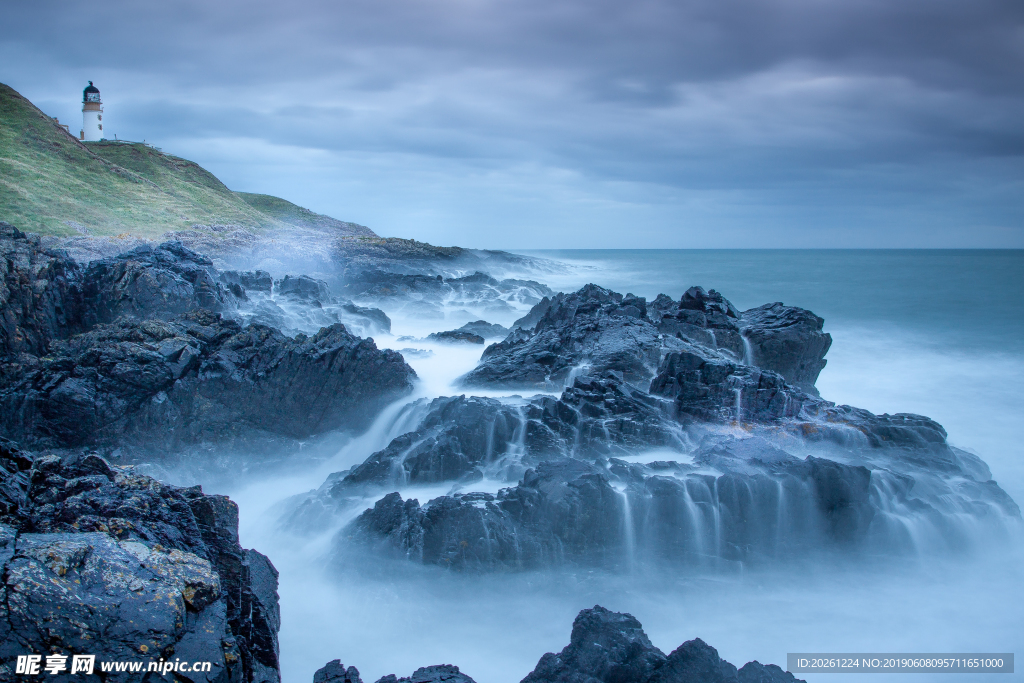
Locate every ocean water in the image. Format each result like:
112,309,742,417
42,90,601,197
219,249,1024,683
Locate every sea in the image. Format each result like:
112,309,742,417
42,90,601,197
217,250,1024,683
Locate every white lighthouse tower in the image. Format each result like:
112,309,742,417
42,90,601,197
81,81,104,141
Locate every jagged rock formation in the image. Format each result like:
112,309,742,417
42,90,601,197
0,226,416,455
1,223,85,356
465,285,830,393
307,284,1018,571
325,376,678,496
463,285,668,388
525,606,801,683
739,303,831,395
312,661,476,683
337,373,1017,570
426,330,485,344
0,438,280,683
311,606,798,683
82,242,233,323
0,310,414,453
455,320,509,339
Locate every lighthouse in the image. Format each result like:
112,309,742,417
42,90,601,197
81,81,103,141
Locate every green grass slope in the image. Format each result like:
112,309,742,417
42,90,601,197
237,192,374,237
0,82,374,239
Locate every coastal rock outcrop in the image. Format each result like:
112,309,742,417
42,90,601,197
426,330,485,344
0,223,84,357
1,227,416,457
312,607,798,683
312,660,477,683
82,241,233,323
527,606,802,683
462,285,670,388
317,375,679,498
0,438,280,683
0,309,416,453
469,284,832,395
739,303,831,394
454,320,509,339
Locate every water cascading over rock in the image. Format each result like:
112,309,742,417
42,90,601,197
303,283,1019,572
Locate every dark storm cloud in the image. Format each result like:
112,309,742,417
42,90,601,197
2,0,1022,246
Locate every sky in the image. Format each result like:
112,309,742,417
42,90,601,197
2,0,1022,249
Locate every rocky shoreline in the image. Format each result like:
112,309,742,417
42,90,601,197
312,606,803,683
2,221,1019,682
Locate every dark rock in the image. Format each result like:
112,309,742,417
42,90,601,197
277,274,332,303
455,320,510,339
324,375,678,496
341,302,392,334
462,285,672,389
0,441,280,683
522,606,803,683
649,350,807,424
375,665,476,683
522,605,666,683
310,608,795,683
314,660,364,683
740,303,832,394
341,270,448,300
646,287,744,358
221,269,274,293
83,241,232,322
0,222,84,357
338,421,1017,571
0,310,416,452
511,295,554,331
650,638,800,683
346,460,629,570
427,330,486,344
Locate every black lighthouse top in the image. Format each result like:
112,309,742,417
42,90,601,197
83,81,100,103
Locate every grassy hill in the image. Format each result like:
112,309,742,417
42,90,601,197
0,82,374,239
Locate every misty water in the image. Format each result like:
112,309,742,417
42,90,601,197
206,250,1022,683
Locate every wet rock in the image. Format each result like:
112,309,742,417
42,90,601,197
523,605,666,683
221,269,274,293
0,309,416,452
427,330,486,344
647,286,745,358
83,241,233,322
377,665,477,683
324,375,679,496
456,320,509,339
649,350,807,424
462,285,673,389
0,441,280,683
346,460,630,570
522,606,803,683
339,423,1017,571
311,608,794,683
0,222,84,356
314,660,364,683
740,303,832,394
277,274,332,303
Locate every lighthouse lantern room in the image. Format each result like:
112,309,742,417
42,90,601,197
81,81,103,141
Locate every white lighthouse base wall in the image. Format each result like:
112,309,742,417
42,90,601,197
83,109,103,141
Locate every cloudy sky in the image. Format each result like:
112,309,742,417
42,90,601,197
3,0,1022,248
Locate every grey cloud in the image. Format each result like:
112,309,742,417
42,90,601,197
1,0,1022,246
